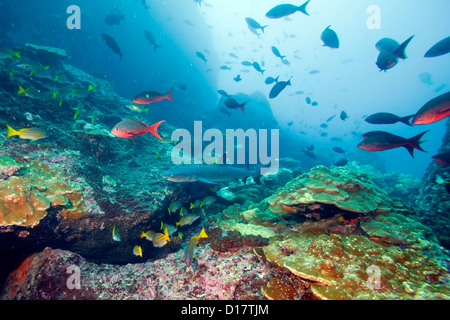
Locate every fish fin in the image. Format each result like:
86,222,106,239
165,87,175,102
395,35,414,59
147,120,165,140
6,125,18,137
261,25,268,33
399,115,414,127
240,101,249,114
176,221,181,227
406,130,429,156
18,85,26,95
298,0,310,15
403,145,415,158
198,228,208,239
197,177,217,184
164,227,170,242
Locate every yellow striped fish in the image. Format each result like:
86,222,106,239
7,125,47,141
184,228,208,268
133,245,142,257
176,214,200,227
152,227,170,247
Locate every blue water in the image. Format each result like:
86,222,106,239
1,0,449,177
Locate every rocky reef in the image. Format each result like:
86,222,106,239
415,119,450,249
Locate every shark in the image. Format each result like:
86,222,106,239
160,164,261,184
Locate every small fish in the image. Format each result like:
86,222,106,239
126,104,149,113
419,73,434,86
340,111,348,121
424,36,450,58
265,76,279,85
202,196,216,207
321,25,339,48
196,51,208,63
224,97,248,114
160,221,177,235
271,46,286,61
233,74,242,82
412,92,450,125
217,89,230,97
133,245,142,257
74,103,82,120
133,88,174,105
245,17,268,33
144,29,161,52
365,112,414,126
111,119,165,140
112,225,122,242
311,101,318,107
266,1,310,19
309,70,320,75
17,85,40,98
168,201,183,213
140,230,155,241
220,65,232,70
7,125,47,141
152,227,170,247
435,174,447,185
176,214,200,227
241,61,253,66
252,61,265,75
326,115,336,122
184,228,208,268
269,77,291,99
306,97,311,104
101,33,123,59
332,147,346,154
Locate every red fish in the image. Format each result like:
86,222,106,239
412,92,450,125
357,131,428,158
432,151,450,165
132,88,174,105
111,119,165,140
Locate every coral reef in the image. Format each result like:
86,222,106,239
415,118,450,249
267,165,407,219
260,212,449,299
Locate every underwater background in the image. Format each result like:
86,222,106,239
0,0,449,300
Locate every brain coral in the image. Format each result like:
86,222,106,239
267,165,405,217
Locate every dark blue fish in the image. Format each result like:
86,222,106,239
266,0,310,19
269,78,291,99
424,36,450,58
245,17,268,33
340,111,348,121
101,33,123,59
321,25,339,48
271,46,286,61
233,74,242,82
252,61,265,75
196,51,207,63
365,112,414,126
265,76,279,85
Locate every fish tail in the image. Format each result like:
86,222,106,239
240,101,249,114
399,114,414,127
298,0,310,15
18,85,26,95
147,120,165,140
165,87,175,102
395,35,414,59
405,130,429,157
6,125,18,137
261,25,268,33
